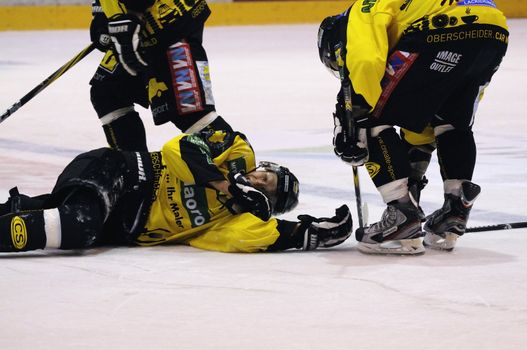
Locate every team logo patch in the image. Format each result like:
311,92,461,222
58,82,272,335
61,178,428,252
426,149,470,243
148,78,168,102
11,216,27,250
365,162,381,179
100,50,119,73
167,42,204,115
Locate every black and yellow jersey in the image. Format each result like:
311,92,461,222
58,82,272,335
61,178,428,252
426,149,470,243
343,0,508,111
99,0,210,46
136,131,281,252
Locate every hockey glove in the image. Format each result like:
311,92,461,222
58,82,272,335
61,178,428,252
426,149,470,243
298,204,353,251
227,172,273,221
107,14,148,76
90,2,111,52
333,111,369,166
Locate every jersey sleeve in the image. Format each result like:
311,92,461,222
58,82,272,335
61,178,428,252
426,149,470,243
345,1,398,110
161,134,226,186
99,0,127,18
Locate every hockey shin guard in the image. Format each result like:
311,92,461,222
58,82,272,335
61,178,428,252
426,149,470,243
102,111,148,151
436,129,476,180
0,210,48,252
365,128,411,188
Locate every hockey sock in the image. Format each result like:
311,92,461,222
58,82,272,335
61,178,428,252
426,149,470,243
102,111,148,151
0,210,47,252
0,192,104,253
436,129,476,180
366,128,411,188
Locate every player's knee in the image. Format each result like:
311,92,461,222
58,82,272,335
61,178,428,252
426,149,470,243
58,199,104,250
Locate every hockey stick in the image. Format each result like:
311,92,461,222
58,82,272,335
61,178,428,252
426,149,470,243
336,46,366,229
1,43,96,124
466,221,527,233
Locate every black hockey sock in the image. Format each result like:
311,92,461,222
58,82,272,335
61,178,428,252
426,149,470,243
103,111,148,151
0,211,47,252
366,128,411,188
0,192,104,253
436,129,476,180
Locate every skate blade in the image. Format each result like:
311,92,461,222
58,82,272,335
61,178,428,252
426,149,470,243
357,238,425,256
423,232,458,251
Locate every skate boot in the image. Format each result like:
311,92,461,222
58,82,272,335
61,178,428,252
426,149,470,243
424,181,481,251
0,187,48,216
0,187,22,216
355,201,425,255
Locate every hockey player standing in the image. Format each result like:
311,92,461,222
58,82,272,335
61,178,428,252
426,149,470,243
317,0,508,254
0,131,352,254
89,0,232,151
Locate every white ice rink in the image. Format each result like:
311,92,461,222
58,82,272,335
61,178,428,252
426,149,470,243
1,20,527,350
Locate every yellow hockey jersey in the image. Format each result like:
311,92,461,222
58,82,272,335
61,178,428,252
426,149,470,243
344,0,508,111
99,0,210,46
136,131,281,253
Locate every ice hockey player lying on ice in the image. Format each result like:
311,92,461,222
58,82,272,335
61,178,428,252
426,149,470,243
0,131,352,254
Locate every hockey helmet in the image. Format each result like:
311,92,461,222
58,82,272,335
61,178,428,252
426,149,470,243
256,161,299,215
317,14,341,73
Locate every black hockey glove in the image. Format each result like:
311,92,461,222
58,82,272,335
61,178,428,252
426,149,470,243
226,172,273,221
333,109,369,166
298,204,353,251
90,8,111,52
107,14,148,76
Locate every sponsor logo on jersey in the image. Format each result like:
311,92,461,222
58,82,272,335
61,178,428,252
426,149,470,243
361,0,377,13
149,152,164,201
181,184,210,228
148,78,169,102
426,28,507,44
167,42,204,115
430,50,462,73
458,0,496,8
166,186,185,229
11,216,27,250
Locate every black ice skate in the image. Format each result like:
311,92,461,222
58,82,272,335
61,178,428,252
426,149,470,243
423,181,481,251
355,201,425,255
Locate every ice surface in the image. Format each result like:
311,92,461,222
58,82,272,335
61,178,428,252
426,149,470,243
1,21,527,349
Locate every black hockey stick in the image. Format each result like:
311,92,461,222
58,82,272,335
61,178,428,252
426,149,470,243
1,43,96,124
466,221,527,233
337,46,366,229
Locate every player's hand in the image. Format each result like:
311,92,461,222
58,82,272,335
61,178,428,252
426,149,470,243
227,172,272,221
107,14,148,76
297,205,353,250
333,111,368,166
90,3,111,52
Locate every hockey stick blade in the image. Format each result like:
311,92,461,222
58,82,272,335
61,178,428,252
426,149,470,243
466,221,527,233
1,43,96,124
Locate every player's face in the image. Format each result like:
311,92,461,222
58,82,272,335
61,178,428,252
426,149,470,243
245,170,278,197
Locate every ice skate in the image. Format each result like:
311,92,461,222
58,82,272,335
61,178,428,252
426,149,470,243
424,181,481,251
355,201,425,255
